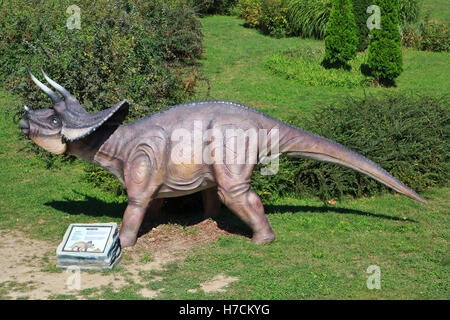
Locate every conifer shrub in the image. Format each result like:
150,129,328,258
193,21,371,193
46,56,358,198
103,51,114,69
322,0,358,69
367,0,403,86
352,0,371,51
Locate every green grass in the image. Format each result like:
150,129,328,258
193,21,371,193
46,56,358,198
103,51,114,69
194,16,450,119
151,189,449,299
0,14,449,299
265,48,369,88
422,0,450,22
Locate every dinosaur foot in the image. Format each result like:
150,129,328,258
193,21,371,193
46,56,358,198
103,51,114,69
251,229,275,245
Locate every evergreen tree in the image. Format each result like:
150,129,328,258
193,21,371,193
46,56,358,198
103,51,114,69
322,0,358,69
352,0,372,51
367,0,403,86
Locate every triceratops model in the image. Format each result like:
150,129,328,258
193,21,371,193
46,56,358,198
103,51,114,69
19,68,426,248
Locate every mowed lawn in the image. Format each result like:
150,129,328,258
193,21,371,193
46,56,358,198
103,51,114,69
0,13,449,299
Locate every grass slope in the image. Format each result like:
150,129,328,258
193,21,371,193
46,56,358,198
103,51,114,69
195,16,449,119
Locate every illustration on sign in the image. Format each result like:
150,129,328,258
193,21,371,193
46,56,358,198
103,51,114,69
62,226,112,253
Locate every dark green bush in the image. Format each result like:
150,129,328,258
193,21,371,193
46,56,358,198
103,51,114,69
190,0,238,15
0,0,203,120
322,0,358,69
367,0,403,86
251,93,449,202
352,0,371,51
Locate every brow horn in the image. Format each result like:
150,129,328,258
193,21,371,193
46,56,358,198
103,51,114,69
23,104,30,112
40,68,73,100
26,66,62,104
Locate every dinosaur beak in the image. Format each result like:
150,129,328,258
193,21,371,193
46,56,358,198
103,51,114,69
19,117,30,136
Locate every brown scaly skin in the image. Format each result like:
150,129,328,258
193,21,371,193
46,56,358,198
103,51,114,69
19,71,427,248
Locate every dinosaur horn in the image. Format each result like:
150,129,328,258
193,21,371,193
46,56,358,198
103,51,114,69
26,66,62,104
40,68,73,100
23,104,30,112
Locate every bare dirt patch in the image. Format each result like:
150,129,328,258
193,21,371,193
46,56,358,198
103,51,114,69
188,274,239,294
0,218,234,299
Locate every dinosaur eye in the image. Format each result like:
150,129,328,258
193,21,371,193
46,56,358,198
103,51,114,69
52,117,59,125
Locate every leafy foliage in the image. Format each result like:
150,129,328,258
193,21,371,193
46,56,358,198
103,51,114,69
352,0,371,51
322,0,358,69
398,0,421,25
258,0,291,38
419,20,450,52
0,0,203,120
367,0,403,86
237,0,290,37
190,0,238,15
251,93,449,202
287,0,332,39
237,0,264,28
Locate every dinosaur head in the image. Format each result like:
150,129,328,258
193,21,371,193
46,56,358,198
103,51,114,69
19,67,129,154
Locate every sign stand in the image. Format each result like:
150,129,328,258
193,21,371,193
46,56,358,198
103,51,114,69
56,223,122,270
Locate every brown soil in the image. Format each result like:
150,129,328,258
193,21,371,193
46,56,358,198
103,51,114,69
0,219,237,300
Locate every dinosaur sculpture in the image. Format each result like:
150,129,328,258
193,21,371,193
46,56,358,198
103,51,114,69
19,68,426,248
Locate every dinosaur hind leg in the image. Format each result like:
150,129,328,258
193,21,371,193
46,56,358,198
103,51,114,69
217,186,275,244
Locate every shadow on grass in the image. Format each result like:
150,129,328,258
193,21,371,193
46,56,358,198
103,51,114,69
45,192,417,241
264,204,417,223
45,193,126,219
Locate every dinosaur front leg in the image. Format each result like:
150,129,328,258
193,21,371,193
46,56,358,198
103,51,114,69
120,149,164,248
120,199,152,248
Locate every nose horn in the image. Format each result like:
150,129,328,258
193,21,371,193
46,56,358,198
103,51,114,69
23,104,30,112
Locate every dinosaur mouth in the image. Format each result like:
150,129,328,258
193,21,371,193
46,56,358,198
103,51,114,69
19,118,30,136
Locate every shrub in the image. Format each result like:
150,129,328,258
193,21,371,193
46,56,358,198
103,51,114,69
237,0,263,28
419,20,450,52
0,0,203,189
401,22,423,48
367,0,403,86
0,0,203,120
287,0,331,39
322,0,359,69
251,93,449,202
286,0,420,41
398,0,421,25
265,48,369,88
190,0,238,15
238,0,290,37
258,0,290,37
352,0,371,51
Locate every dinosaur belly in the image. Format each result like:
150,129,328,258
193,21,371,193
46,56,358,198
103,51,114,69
155,181,217,198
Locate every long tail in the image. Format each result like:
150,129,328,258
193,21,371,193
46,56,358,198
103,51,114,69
277,124,427,204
